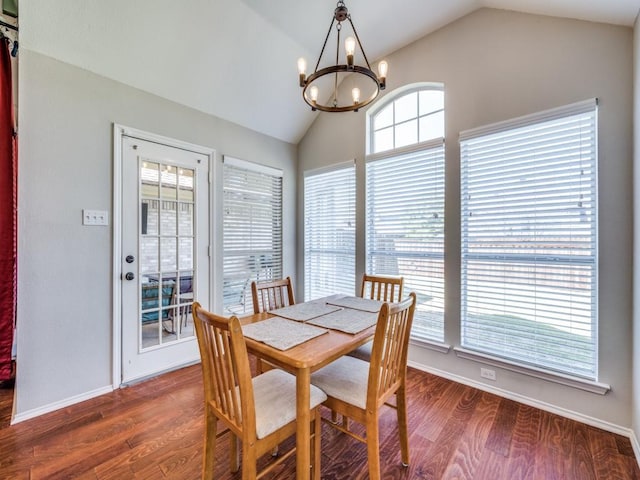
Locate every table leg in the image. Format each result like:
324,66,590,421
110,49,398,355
296,368,311,480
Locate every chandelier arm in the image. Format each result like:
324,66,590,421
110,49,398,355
315,17,337,73
347,16,373,71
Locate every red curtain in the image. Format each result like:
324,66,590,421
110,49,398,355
0,36,16,381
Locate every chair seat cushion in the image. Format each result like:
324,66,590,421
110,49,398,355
310,356,370,410
348,340,372,361
253,369,327,439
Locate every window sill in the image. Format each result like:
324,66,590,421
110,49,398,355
454,347,610,395
410,337,451,354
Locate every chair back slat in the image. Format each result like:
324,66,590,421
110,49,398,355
193,302,256,437
251,276,295,314
361,274,404,303
368,292,416,406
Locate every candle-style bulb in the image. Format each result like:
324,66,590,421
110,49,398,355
298,57,307,87
352,87,361,104
345,37,356,56
345,36,356,67
378,60,388,79
378,60,388,89
297,57,307,75
310,86,319,103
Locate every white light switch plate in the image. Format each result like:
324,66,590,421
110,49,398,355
83,209,109,226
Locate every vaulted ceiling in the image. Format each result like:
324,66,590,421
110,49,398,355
20,0,640,144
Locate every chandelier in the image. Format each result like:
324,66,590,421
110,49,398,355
297,1,388,113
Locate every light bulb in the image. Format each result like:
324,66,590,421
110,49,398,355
297,57,307,75
310,86,319,103
345,36,356,67
378,60,388,89
298,57,307,87
378,60,388,79
345,37,356,56
352,87,361,104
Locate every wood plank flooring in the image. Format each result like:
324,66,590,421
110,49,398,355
0,365,638,479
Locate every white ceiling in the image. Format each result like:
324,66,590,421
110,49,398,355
20,0,640,144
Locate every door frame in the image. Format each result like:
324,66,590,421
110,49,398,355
112,124,215,388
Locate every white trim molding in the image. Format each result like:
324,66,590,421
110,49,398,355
454,347,610,395
407,361,629,438
631,430,640,470
409,338,451,354
12,385,114,425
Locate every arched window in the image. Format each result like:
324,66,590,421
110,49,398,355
366,84,446,344
369,85,444,154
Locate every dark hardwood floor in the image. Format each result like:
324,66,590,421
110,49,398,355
0,365,638,479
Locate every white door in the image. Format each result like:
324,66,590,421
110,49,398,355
121,135,210,383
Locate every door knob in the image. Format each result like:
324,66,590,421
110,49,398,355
124,272,135,281
125,255,135,264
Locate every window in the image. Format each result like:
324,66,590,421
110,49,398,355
370,87,444,154
367,85,445,342
304,163,356,300
222,156,283,314
460,99,598,379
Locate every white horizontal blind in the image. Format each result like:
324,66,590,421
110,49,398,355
460,100,598,379
223,158,283,314
304,163,356,300
366,143,445,342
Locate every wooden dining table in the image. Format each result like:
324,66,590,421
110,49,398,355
240,308,377,480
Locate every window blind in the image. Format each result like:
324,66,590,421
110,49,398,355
366,141,445,342
460,100,598,379
304,163,356,300
223,157,283,314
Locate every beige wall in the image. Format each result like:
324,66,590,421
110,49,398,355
299,8,634,428
15,50,297,417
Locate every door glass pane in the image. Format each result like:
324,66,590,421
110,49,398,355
141,161,159,197
177,271,194,339
178,203,193,236
161,201,178,236
179,168,195,202
161,165,178,200
179,237,193,270
161,238,177,271
140,237,158,273
141,199,158,235
160,274,177,340
141,281,161,348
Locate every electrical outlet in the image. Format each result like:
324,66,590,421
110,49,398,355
480,367,496,381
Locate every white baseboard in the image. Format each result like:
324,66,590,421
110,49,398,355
631,430,640,469
11,385,114,425
407,360,633,438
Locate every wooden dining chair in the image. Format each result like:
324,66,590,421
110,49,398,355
192,302,325,479
310,292,417,480
251,276,296,374
350,273,404,361
360,273,404,303
251,276,295,314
